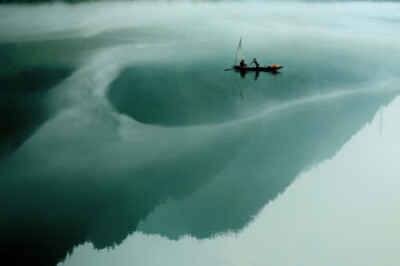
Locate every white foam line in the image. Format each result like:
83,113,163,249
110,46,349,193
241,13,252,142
130,79,400,137
211,79,400,130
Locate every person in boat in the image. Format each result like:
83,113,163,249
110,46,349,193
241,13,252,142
240,59,247,68
250,58,259,68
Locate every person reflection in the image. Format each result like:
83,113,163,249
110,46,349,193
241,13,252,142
237,69,280,79
240,70,246,79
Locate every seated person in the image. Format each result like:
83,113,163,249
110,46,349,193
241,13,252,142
240,59,247,68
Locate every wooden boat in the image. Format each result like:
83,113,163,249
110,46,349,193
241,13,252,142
230,38,283,72
233,66,283,72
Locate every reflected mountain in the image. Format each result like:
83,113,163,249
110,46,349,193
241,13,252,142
0,67,72,158
0,93,244,266
138,89,397,239
1,57,397,266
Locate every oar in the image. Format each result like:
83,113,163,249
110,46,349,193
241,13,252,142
224,67,234,71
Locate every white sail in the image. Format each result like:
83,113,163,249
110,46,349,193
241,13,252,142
234,37,246,66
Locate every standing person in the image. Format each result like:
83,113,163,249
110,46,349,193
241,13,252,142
251,58,259,68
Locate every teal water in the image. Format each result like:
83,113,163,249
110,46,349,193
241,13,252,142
0,2,399,266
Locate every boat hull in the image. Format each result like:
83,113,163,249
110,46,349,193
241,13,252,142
234,66,283,72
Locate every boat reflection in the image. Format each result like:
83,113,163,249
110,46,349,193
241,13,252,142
236,68,281,80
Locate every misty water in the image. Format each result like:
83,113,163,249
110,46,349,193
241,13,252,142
1,1,400,266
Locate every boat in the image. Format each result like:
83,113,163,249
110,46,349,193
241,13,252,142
231,37,283,72
233,66,283,72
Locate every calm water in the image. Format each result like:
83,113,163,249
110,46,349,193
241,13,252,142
0,2,400,266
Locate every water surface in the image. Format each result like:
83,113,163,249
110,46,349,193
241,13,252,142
0,2,399,266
